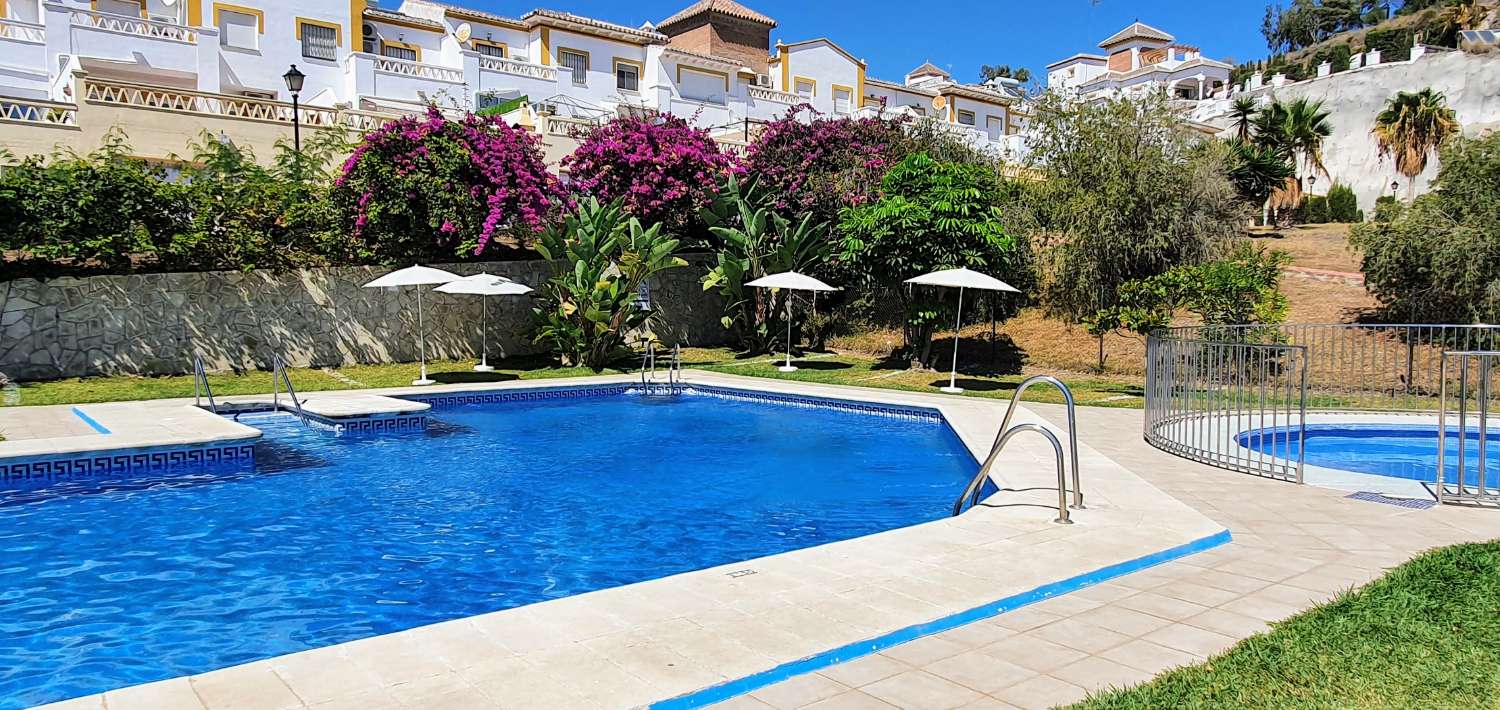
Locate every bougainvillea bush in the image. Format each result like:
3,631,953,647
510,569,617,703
741,104,908,223
561,115,738,232
333,107,566,261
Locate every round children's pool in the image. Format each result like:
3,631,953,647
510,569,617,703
1237,423,1499,487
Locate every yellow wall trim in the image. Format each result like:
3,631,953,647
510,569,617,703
350,0,365,51
295,17,343,46
855,66,865,109
614,56,644,88
187,0,202,27
212,2,264,32
539,27,551,66
676,64,730,91
380,38,421,61
778,44,788,93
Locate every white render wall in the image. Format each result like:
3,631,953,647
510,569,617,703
779,41,860,116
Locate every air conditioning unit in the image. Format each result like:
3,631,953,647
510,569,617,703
753,74,771,88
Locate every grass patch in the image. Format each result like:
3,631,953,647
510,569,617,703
4,348,1144,409
1070,542,1500,710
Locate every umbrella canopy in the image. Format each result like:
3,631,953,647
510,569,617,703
362,265,460,385
744,271,839,372
362,265,460,288
904,267,1019,292
434,273,533,296
744,272,839,291
434,274,533,372
905,267,1020,394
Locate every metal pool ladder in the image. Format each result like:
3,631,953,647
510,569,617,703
271,355,309,424
639,343,682,395
193,355,218,414
952,375,1083,524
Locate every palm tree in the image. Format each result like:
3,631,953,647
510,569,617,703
1373,88,1460,199
1230,97,1258,141
1252,98,1333,223
1225,138,1295,206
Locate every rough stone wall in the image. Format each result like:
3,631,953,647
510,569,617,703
1198,50,1500,211
0,258,728,381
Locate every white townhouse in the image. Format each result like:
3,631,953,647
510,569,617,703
0,0,1027,162
1046,21,1231,101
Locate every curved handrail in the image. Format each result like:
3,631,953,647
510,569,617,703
996,375,1083,509
271,355,308,424
953,423,1072,524
193,355,218,414
641,342,656,388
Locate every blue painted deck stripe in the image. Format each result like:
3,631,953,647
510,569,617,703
70,407,111,435
651,528,1233,709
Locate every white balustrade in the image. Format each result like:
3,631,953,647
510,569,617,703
372,55,464,84
81,77,396,132
0,18,46,43
69,9,195,43
747,85,800,104
0,97,77,127
478,56,557,81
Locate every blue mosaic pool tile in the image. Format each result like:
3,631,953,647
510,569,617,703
1345,491,1437,509
0,443,256,484
680,385,944,422
409,385,632,409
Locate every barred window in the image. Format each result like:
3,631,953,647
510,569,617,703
474,42,506,58
381,42,417,61
300,22,337,61
558,49,588,85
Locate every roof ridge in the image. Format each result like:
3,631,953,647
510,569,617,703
659,0,776,30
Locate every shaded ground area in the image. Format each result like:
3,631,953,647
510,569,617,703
1248,223,1363,273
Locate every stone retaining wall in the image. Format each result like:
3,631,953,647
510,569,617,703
0,259,727,381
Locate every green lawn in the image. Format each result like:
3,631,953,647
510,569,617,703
2,348,1144,409
1070,542,1500,710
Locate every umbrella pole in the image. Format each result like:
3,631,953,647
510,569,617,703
942,287,964,394
779,291,796,373
475,295,494,372
414,287,434,385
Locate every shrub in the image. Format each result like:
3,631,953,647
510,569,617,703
333,106,565,262
531,197,687,370
1327,183,1360,222
1350,132,1500,323
1087,243,1291,336
1298,195,1330,223
561,115,738,233
1364,26,1415,62
741,104,908,224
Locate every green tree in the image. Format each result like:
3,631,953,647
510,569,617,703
531,198,687,370
1225,138,1297,206
1253,97,1334,182
1231,96,1259,142
1087,243,1291,336
840,152,1026,365
1372,88,1460,199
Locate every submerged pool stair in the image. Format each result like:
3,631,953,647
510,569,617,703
953,375,1083,524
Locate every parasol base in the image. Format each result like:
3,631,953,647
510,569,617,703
777,365,798,373
412,378,437,386
940,385,964,394
473,365,495,372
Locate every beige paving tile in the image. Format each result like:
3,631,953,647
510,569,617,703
1027,618,1133,654
956,698,1025,710
31,697,107,710
817,654,912,688
990,674,1088,710
880,634,971,667
190,665,303,710
706,695,776,710
980,636,1089,674
101,678,205,710
1142,623,1240,658
863,670,984,709
1050,656,1151,694
990,608,1065,633
305,689,403,710
800,690,901,710
1181,607,1271,639
1113,591,1211,621
1074,605,1174,637
1100,639,1201,675
750,674,851,710
920,649,1039,695
1149,580,1244,607
270,648,381,706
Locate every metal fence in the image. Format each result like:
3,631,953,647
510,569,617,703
1145,324,1500,492
1438,351,1500,506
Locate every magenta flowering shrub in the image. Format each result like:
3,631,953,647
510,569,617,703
742,104,909,221
561,115,738,231
333,107,565,260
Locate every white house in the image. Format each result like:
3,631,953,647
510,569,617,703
1046,21,1231,101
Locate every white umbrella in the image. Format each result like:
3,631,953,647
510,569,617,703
744,271,839,373
905,267,1020,394
363,265,460,385
435,273,533,372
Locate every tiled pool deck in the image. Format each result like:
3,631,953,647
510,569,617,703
14,373,1500,710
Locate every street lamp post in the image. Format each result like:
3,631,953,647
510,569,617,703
282,64,305,154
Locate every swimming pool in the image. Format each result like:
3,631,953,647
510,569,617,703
1238,423,1500,487
0,387,978,708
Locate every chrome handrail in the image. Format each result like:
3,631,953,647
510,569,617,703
640,342,656,389
271,355,308,424
953,423,1072,524
669,344,681,391
193,355,218,414
952,375,1082,523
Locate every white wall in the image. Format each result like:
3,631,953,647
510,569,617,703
215,0,355,103
779,41,860,116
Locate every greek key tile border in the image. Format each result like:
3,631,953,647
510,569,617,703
327,414,429,435
0,442,257,485
408,385,633,410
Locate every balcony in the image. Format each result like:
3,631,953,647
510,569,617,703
68,8,197,43
347,52,466,105
477,56,556,82
81,76,393,132
1,96,77,127
747,85,799,104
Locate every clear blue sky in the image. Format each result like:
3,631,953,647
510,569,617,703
461,0,1273,82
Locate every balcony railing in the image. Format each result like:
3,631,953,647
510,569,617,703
0,97,78,128
70,8,196,43
0,18,46,43
747,85,799,104
478,56,557,82
372,55,464,84
82,77,396,132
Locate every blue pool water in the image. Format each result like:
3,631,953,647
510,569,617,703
1238,423,1500,487
0,389,977,708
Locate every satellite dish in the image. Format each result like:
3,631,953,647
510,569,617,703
455,23,472,43
931,95,947,110
161,0,176,6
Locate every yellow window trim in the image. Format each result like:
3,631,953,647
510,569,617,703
556,45,589,81
380,38,421,61
295,17,343,46
471,38,507,56
675,64,729,91
211,2,263,32
793,75,815,96
93,0,148,19
539,26,551,65
831,83,853,96
614,57,644,89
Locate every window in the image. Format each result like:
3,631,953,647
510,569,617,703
299,21,338,61
361,23,377,54
614,59,640,92
473,40,506,58
986,115,1002,141
217,9,258,50
96,0,144,18
794,77,814,97
381,40,417,62
677,67,727,104
957,109,976,126
832,86,852,114
558,48,589,85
